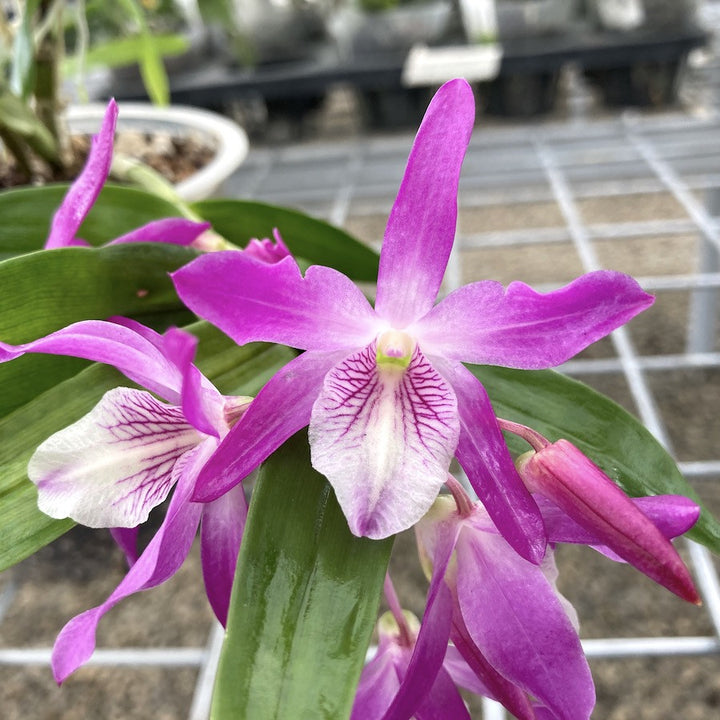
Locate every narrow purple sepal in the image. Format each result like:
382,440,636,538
0,319,184,404
161,327,224,438
109,527,139,567
200,482,248,626
414,667,472,720
417,271,654,368
107,218,211,246
45,99,117,249
375,79,475,328
191,350,344,502
382,518,460,720
537,494,700,548
433,358,546,564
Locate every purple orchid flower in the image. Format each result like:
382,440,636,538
352,585,472,720
243,228,291,263
380,481,700,720
171,78,652,562
0,319,250,682
45,98,210,250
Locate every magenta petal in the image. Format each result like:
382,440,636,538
352,644,404,720
161,327,224,438
45,99,117,249
375,79,475,328
434,358,546,564
383,518,459,720
172,251,381,351
192,350,342,502
414,667,472,720
455,529,595,720
109,527,139,567
107,217,211,246
50,442,208,683
417,271,654,368
449,610,536,720
200,482,248,626
310,343,459,539
0,320,184,404
538,494,700,547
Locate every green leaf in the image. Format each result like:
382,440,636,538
9,0,40,99
192,199,380,282
0,183,190,259
0,90,59,162
213,431,392,720
114,0,172,106
65,33,189,72
0,242,197,418
0,363,122,571
471,365,720,554
0,243,196,342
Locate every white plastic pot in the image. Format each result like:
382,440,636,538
67,102,249,202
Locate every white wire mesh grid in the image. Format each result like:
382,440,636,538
2,100,720,719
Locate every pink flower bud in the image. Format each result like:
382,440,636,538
517,439,700,603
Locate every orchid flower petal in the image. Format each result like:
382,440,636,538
375,79,475,327
0,320,184,404
310,343,459,539
449,609,536,720
45,99,117,249
29,387,202,528
244,229,291,263
107,217,211,246
192,350,344,502
109,527,139,567
200,482,248,626
50,442,209,683
454,529,595,720
161,327,224,438
537,494,700,547
352,638,406,720
433,358,546,564
414,667,472,720
519,439,700,603
383,514,460,720
416,271,654,368
172,252,381,351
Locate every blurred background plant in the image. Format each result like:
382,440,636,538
0,0,193,184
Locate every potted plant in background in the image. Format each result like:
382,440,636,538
0,0,248,199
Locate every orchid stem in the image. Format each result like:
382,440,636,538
497,417,549,452
383,574,413,647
